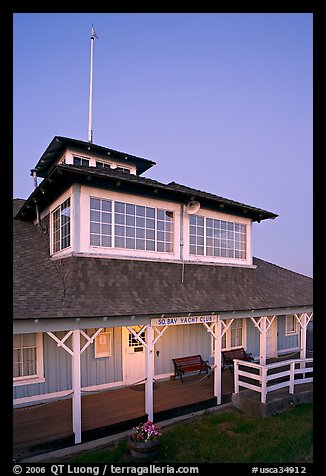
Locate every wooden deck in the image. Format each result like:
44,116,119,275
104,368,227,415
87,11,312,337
13,371,234,455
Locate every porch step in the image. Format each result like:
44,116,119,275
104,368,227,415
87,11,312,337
231,383,313,418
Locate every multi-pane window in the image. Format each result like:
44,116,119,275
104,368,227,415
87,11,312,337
13,334,39,380
73,156,89,167
90,197,112,247
231,319,243,347
129,330,146,353
211,319,242,356
52,198,71,253
90,197,174,253
189,215,247,259
116,166,131,174
96,161,111,169
286,315,298,335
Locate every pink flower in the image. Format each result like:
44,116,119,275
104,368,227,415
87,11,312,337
130,420,162,442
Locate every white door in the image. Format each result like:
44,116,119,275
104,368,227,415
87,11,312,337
266,318,278,358
122,327,146,385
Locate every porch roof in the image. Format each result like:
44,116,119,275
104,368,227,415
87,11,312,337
13,199,312,321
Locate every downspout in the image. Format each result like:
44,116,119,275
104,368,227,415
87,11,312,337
180,204,185,283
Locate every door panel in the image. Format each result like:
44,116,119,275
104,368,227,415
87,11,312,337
122,327,146,385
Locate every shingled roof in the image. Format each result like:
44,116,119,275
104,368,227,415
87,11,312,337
13,199,312,321
15,163,278,223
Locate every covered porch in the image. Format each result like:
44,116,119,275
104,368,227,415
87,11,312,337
13,370,232,459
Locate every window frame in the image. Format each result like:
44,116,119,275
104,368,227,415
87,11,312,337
89,196,174,254
73,155,90,167
210,319,244,356
189,214,247,260
51,197,71,254
94,329,112,358
285,315,299,336
13,333,45,386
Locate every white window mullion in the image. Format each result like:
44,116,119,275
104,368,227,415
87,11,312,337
204,216,207,256
112,201,115,248
154,207,158,252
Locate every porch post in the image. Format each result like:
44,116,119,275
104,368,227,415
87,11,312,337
145,325,154,422
300,313,307,360
214,316,222,405
72,329,82,444
260,316,267,365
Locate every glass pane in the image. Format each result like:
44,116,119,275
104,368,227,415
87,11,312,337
90,210,101,222
197,216,204,227
126,226,135,238
126,237,136,249
115,236,125,248
115,213,125,225
90,234,101,246
146,218,155,229
115,202,125,213
135,217,145,228
102,200,111,212
146,240,155,251
136,239,145,250
90,197,101,210
115,225,125,236
102,235,111,247
91,222,100,233
136,228,145,239
136,205,145,217
146,229,155,240
189,245,196,255
126,203,135,215
126,215,135,226
206,218,213,228
146,207,155,218
101,224,111,235
102,212,111,224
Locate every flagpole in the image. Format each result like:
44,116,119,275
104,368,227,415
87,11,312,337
88,25,98,143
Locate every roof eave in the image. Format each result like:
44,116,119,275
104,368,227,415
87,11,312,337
34,136,156,178
15,164,278,222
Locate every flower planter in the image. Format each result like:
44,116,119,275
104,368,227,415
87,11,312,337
129,438,159,459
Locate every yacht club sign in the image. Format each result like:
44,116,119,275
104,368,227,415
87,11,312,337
151,315,217,327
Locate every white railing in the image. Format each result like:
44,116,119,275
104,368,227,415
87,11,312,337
233,358,313,403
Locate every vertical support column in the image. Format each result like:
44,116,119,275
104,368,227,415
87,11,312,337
300,313,307,371
145,326,154,422
214,316,222,405
234,361,239,394
261,367,267,403
289,361,295,394
259,316,267,365
300,313,307,360
72,330,82,444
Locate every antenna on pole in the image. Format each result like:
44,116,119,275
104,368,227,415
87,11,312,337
88,25,98,143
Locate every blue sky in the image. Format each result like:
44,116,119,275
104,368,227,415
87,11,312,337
13,13,313,277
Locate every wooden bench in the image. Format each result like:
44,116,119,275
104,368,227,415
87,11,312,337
222,348,254,372
172,355,211,383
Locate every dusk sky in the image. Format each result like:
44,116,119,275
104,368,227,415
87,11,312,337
13,13,313,277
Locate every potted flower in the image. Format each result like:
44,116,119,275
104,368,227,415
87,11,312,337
129,420,162,458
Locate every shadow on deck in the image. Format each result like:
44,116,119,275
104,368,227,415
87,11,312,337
13,352,313,460
13,370,233,460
